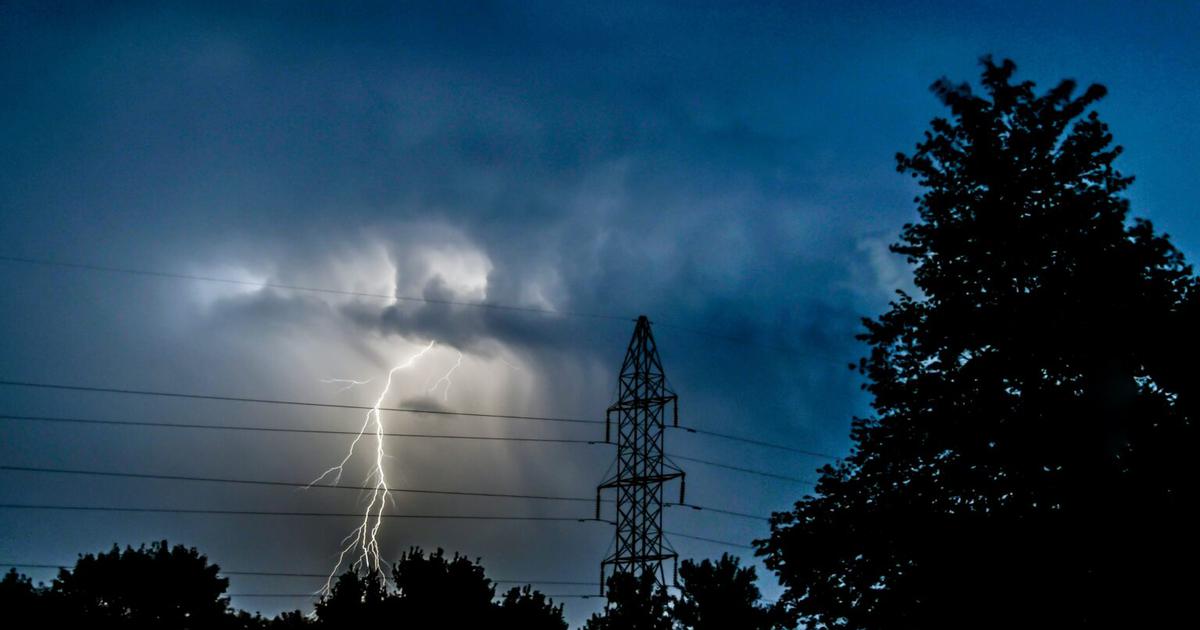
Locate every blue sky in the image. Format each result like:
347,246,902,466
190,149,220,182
1,1,1196,623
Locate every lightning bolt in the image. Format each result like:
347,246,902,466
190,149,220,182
427,351,463,401
312,340,437,595
498,356,523,372
320,378,373,393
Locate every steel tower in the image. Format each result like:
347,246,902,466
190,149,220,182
597,315,685,593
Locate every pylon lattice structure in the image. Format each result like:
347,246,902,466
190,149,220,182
597,315,685,593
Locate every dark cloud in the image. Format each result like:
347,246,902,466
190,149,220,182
2,1,1197,624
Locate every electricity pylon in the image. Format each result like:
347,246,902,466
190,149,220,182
597,315,685,593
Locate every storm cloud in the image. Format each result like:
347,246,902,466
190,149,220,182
2,1,1197,624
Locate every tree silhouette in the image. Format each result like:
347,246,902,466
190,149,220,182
2,542,575,627
583,572,673,630
50,540,233,628
675,554,784,630
1,568,48,620
389,547,495,626
228,609,314,630
757,57,1199,628
310,547,568,629
312,570,390,627
2,543,313,628
262,610,315,629
497,585,568,630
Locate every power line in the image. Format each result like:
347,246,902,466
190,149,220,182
664,531,755,550
223,595,609,600
0,567,600,600
0,379,839,458
520,593,605,599
664,502,770,523
0,465,594,504
668,454,817,485
0,413,603,445
0,380,602,426
0,563,596,586
0,464,771,522
4,563,778,599
0,503,604,522
0,504,754,550
232,592,784,603
671,426,839,459
0,254,629,322
0,413,810,483
228,594,319,598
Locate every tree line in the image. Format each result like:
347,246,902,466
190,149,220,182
1,541,783,629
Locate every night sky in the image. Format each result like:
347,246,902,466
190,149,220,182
2,1,1197,624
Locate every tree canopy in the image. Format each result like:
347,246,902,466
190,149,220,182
1,542,573,629
314,547,568,628
675,554,784,630
757,56,1199,628
584,571,673,630
51,541,233,628
4,542,781,628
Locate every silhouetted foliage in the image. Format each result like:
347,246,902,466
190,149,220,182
310,547,567,629
3,541,792,628
389,547,495,626
2,542,573,629
266,610,316,629
229,609,314,630
497,585,568,630
675,554,784,630
51,540,233,628
1,568,48,619
1,542,312,628
758,56,1199,628
312,570,390,627
583,571,673,630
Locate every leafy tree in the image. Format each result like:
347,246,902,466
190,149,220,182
758,57,1198,628
230,609,314,630
390,547,495,626
312,570,390,627
583,571,673,630
50,540,233,628
263,610,316,629
675,554,783,630
4,546,310,629
1,568,47,619
496,585,567,630
312,548,567,629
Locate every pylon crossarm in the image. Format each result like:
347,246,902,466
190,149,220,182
602,553,677,565
606,396,677,412
597,472,683,489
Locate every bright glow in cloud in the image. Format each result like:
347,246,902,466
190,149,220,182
408,244,492,301
185,264,273,310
